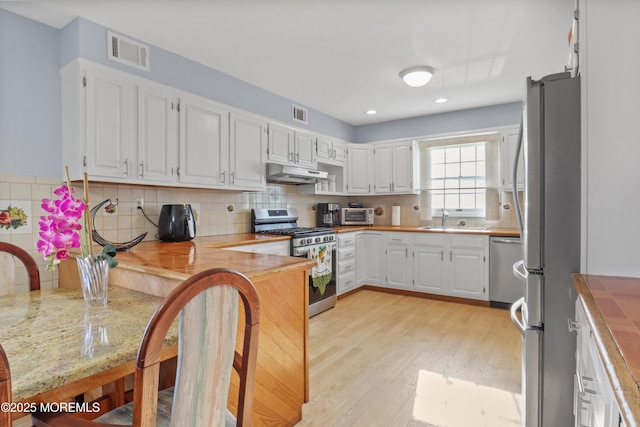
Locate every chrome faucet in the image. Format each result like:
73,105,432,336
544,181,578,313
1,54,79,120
441,208,449,228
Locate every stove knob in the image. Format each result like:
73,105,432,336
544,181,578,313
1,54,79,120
315,237,321,243
305,238,311,245
323,236,329,242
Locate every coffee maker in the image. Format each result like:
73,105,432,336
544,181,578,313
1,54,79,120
316,203,340,227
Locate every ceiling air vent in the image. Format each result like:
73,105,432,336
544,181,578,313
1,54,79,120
292,105,308,124
107,31,150,71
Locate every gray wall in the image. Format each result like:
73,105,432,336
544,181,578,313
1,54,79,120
0,9,61,178
59,17,355,142
354,102,522,143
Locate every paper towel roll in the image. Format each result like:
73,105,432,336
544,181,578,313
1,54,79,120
391,205,401,226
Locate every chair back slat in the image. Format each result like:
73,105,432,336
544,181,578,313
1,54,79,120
171,286,238,426
0,253,17,296
0,242,41,294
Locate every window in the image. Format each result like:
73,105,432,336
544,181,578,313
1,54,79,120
429,143,486,216
418,131,500,219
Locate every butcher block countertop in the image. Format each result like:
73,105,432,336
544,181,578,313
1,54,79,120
100,235,311,284
573,274,640,427
332,225,520,236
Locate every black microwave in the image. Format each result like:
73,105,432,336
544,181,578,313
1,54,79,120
340,208,374,225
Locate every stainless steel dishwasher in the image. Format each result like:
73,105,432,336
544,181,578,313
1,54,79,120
489,236,524,308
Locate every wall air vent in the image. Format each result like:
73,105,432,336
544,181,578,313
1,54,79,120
107,31,150,71
292,105,308,124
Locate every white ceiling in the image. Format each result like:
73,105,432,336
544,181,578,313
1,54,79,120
1,0,574,126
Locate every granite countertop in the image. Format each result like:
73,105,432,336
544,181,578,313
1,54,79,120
332,225,520,236
0,286,176,403
572,274,640,427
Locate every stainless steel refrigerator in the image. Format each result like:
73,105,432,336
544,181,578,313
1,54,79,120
511,72,581,427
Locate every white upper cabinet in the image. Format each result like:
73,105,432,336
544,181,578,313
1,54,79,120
373,144,393,193
178,94,229,187
294,130,317,168
317,136,347,166
347,144,373,194
61,59,267,191
501,127,523,191
372,141,417,195
391,142,415,192
267,123,317,168
229,111,267,190
61,61,138,181
138,82,179,184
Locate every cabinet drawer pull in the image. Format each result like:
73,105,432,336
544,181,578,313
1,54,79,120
344,265,353,270
392,238,402,242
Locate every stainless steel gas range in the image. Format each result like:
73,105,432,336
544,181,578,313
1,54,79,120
252,208,336,317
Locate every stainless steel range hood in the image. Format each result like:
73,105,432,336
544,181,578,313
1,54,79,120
266,163,327,185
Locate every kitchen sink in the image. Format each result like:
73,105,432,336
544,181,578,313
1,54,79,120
419,226,487,231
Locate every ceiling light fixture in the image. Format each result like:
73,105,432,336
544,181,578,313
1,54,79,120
365,109,377,115
399,66,436,87
434,97,448,103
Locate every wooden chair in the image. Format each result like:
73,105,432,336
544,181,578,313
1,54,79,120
33,267,261,427
0,242,41,294
0,343,11,427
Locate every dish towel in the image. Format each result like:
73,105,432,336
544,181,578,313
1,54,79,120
310,245,332,295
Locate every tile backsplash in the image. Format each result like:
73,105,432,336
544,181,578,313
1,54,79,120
0,173,517,289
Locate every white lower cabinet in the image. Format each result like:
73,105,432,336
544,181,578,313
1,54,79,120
338,231,488,301
379,232,488,300
337,233,357,295
574,300,623,427
414,234,447,294
222,240,289,256
356,232,382,286
448,235,489,300
384,233,413,290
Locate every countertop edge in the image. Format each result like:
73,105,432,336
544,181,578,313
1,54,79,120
332,225,520,236
572,273,640,427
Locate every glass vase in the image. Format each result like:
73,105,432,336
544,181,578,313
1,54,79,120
76,254,109,307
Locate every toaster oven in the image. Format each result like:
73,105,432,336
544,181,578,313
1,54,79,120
340,208,374,225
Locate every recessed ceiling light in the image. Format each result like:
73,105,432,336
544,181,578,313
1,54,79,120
366,109,377,115
434,98,449,103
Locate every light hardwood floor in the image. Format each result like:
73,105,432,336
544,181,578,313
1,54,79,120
297,290,522,427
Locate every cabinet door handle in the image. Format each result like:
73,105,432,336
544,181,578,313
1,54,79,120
450,251,452,261
405,248,408,257
230,171,235,185
441,250,444,261
296,152,300,163
221,171,225,183
289,152,294,162
139,161,144,179
568,319,580,332
123,158,129,177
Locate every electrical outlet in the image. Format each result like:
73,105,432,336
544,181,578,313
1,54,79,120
135,198,144,209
